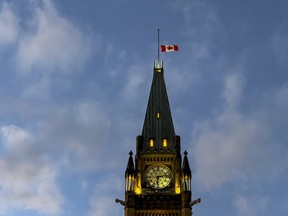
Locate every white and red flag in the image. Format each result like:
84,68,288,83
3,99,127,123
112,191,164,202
160,45,179,52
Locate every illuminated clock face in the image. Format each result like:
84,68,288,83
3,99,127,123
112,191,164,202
145,165,172,189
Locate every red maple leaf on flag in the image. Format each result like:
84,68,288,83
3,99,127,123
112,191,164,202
161,45,179,52
167,46,174,50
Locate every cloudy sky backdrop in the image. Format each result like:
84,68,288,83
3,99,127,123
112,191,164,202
0,0,288,215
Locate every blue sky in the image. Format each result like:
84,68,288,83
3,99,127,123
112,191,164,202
0,0,288,215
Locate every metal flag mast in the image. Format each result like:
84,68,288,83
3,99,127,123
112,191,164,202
156,29,179,68
158,29,160,61
155,29,163,69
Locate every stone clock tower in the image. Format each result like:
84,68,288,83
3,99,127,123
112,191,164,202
116,61,200,216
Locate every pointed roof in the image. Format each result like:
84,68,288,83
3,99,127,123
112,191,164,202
141,61,176,153
182,151,191,176
125,151,135,176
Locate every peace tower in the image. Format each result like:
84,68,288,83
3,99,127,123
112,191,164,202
116,60,200,216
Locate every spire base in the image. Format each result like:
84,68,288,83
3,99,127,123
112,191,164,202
154,60,163,69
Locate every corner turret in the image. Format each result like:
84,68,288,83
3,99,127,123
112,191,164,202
125,151,135,192
182,151,191,192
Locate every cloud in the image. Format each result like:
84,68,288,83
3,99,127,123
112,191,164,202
16,0,91,74
68,102,112,169
22,75,51,99
1,125,32,149
88,174,123,216
104,42,127,65
0,3,19,46
222,73,244,110
120,63,147,105
272,27,288,63
193,108,269,189
0,0,93,101
234,195,269,216
0,125,63,215
192,73,288,190
166,0,224,96
0,101,118,214
105,45,128,78
177,0,223,60
35,101,112,171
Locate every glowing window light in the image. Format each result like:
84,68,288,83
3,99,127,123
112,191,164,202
163,139,167,147
149,139,154,147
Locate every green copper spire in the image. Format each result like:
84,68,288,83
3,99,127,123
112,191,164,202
141,61,176,153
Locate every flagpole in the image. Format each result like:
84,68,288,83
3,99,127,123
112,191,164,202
158,29,160,61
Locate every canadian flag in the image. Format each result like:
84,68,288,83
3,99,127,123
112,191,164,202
160,45,179,52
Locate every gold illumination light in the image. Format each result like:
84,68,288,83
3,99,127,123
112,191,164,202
157,112,160,118
175,174,181,194
135,187,142,195
135,174,142,194
150,139,154,147
163,139,167,147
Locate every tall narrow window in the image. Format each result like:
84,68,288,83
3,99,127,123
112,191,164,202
149,139,154,147
163,139,167,147
157,112,160,119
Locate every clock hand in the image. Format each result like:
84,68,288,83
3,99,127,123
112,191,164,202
156,176,160,185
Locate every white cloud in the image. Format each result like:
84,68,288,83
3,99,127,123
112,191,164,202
104,42,127,64
1,125,32,149
163,61,201,97
274,81,288,112
15,0,91,74
68,102,112,170
23,75,50,99
121,63,147,104
222,73,244,110
104,42,129,78
272,29,288,63
0,3,19,46
168,0,224,95
193,110,269,189
177,0,223,60
35,101,113,171
234,195,269,216
0,125,63,215
0,100,118,214
75,102,110,129
0,0,93,100
192,73,288,190
88,175,123,216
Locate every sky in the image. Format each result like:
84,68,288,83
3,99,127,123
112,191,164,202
0,0,288,215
